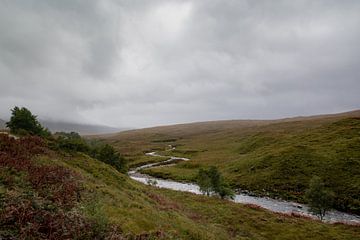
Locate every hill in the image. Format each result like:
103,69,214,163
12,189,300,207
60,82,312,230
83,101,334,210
1,134,359,239
98,110,360,214
0,119,5,129
40,120,125,135
0,118,124,135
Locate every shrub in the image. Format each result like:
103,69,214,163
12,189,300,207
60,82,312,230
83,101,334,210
54,132,90,153
94,144,127,173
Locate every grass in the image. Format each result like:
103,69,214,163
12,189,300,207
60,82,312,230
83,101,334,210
1,134,360,239
39,152,360,240
97,110,360,214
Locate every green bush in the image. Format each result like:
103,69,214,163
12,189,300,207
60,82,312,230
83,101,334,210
54,132,90,153
93,144,127,173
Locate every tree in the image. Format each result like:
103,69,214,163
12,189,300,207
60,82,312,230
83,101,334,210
197,168,212,196
6,106,50,136
196,166,234,199
305,176,334,220
208,166,221,192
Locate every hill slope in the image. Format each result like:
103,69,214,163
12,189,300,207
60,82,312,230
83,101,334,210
99,110,360,214
40,120,125,135
1,134,359,239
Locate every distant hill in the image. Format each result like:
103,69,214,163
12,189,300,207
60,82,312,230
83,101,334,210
40,120,125,135
0,118,124,135
0,118,5,129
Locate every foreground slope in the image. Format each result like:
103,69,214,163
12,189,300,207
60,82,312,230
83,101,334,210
1,135,359,239
99,110,360,214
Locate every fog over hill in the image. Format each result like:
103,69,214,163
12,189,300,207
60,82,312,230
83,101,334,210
41,120,127,135
0,117,125,135
0,119,5,129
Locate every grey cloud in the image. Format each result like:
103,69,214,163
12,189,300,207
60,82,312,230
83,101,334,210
0,0,359,128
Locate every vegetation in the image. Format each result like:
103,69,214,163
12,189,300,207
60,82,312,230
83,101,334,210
197,166,234,199
54,131,127,173
1,135,360,239
93,143,127,173
0,135,121,239
99,111,360,215
54,131,90,152
1,107,359,239
306,176,335,220
6,106,50,137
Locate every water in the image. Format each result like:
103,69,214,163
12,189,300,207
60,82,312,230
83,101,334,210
129,149,360,225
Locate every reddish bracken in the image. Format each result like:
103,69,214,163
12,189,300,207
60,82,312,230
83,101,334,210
29,165,81,207
0,135,46,171
0,135,167,239
0,135,94,239
0,135,81,207
0,198,101,239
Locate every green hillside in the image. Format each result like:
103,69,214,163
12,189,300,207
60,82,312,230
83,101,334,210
1,133,360,239
99,110,360,214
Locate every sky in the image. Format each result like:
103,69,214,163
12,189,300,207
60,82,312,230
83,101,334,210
0,0,359,128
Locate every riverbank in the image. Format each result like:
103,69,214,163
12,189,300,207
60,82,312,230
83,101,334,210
129,149,360,225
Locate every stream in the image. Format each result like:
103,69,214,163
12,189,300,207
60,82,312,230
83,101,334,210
128,148,360,225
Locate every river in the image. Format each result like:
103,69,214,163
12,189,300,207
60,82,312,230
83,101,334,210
128,148,360,225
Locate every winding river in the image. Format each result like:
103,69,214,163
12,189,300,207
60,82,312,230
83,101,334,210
128,148,360,225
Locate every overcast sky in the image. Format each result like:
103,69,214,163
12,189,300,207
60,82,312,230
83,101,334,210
0,0,359,128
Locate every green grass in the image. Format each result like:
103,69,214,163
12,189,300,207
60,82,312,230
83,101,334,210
97,111,360,214
37,152,360,239
2,140,359,239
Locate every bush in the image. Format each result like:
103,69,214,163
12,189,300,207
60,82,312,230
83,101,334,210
94,144,127,173
53,133,127,173
54,132,90,153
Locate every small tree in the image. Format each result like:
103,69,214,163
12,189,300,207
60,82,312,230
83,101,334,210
196,166,234,199
6,106,50,136
305,176,334,220
208,166,221,192
197,169,212,196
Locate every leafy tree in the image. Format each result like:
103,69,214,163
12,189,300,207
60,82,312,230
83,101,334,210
305,176,334,220
196,166,234,199
197,169,212,196
208,166,221,192
6,106,50,136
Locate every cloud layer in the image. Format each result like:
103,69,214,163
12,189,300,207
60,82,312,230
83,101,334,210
1,0,359,127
